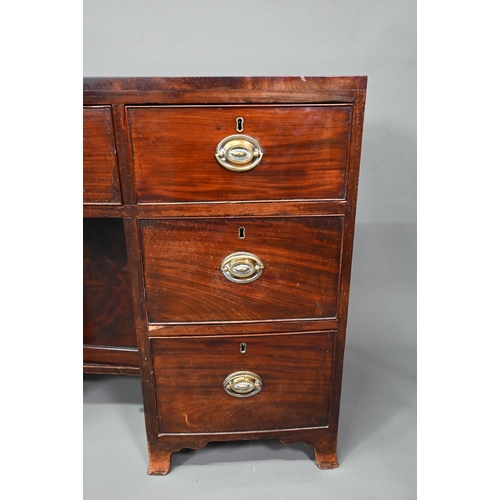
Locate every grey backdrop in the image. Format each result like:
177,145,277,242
83,1,416,498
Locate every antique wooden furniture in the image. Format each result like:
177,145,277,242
83,76,367,474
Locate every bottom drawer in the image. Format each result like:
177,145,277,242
151,332,335,434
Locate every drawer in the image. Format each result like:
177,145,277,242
127,105,351,203
140,216,343,323
83,106,121,204
151,332,334,434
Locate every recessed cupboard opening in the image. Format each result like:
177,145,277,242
83,218,139,374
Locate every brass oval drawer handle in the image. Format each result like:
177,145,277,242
223,371,263,398
215,134,264,172
221,252,264,283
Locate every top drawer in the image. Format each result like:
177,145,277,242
127,105,351,203
83,106,121,204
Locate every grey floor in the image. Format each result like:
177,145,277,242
83,222,416,499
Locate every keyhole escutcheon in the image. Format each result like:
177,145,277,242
240,343,247,354
236,117,244,133
238,227,245,239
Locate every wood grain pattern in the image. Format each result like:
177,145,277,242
147,429,339,475
83,363,140,376
83,219,137,351
328,88,367,446
83,200,347,219
122,217,161,449
140,216,343,323
83,76,366,105
83,346,139,369
83,107,121,204
147,440,208,475
151,332,334,434
82,76,367,474
281,433,338,469
111,104,135,205
147,318,338,336
127,105,351,203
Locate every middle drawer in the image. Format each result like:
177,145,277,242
140,216,343,324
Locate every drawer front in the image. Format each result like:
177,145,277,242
127,105,351,203
151,332,334,434
140,216,343,323
83,106,121,204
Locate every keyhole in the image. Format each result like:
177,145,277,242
240,343,247,354
238,227,245,239
236,117,244,133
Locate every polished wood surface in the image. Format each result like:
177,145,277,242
83,200,347,219
83,76,366,105
151,332,334,434
147,318,338,336
83,106,121,204
83,363,140,376
83,347,140,373
83,218,139,369
83,76,367,473
140,216,342,323
128,106,350,203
